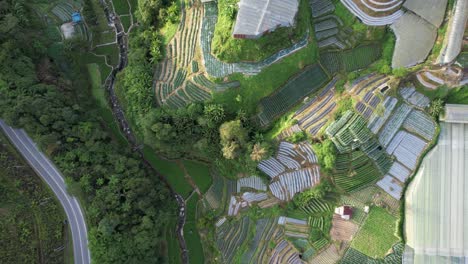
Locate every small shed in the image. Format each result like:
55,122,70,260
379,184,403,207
335,206,353,220
71,12,82,23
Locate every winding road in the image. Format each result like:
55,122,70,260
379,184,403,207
0,120,91,264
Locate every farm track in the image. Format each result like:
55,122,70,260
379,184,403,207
102,1,188,263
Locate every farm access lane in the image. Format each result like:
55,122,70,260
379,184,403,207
0,120,91,264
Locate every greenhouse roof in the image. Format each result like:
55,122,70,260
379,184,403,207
391,12,437,68
403,0,448,27
232,0,299,37
441,104,468,123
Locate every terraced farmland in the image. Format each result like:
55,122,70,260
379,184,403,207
293,77,339,137
257,64,329,126
216,216,251,263
333,150,383,192
258,141,322,201
320,44,382,74
153,3,214,108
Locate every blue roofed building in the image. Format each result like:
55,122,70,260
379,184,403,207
71,12,82,23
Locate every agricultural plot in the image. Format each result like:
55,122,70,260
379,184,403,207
378,104,412,147
367,96,398,134
399,86,430,109
405,120,468,263
341,242,404,264
330,213,359,242
351,206,399,258
301,197,334,215
216,216,251,263
293,77,339,136
403,110,435,141
386,130,427,170
183,160,212,193
349,77,435,199
268,240,303,264
278,216,310,239
309,244,342,264
270,168,321,201
327,110,392,176
153,4,215,108
257,64,329,126
333,151,383,192
241,218,276,263
376,175,403,199
237,176,267,192
320,44,381,75
348,74,391,121
204,173,224,209
184,196,204,263
258,141,322,201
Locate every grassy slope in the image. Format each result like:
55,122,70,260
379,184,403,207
351,206,400,258
142,146,193,198
184,196,205,263
183,160,213,193
211,0,310,62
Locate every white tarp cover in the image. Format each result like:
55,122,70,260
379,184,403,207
405,120,468,263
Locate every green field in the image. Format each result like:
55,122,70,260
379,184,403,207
120,15,132,32
112,0,130,15
142,146,193,197
320,44,382,74
183,160,213,193
0,132,69,264
351,206,400,258
166,224,182,264
184,196,205,263
94,44,120,66
87,63,106,106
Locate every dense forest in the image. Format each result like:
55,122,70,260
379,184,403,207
0,0,175,263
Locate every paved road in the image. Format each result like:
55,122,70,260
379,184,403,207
0,120,91,264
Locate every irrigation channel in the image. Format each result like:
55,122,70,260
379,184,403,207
100,1,189,263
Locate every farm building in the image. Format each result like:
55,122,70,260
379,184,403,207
232,0,299,39
71,12,82,24
335,206,352,220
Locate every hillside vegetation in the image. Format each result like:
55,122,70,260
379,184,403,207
211,0,311,62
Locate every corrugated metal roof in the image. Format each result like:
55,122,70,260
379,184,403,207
233,0,299,37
